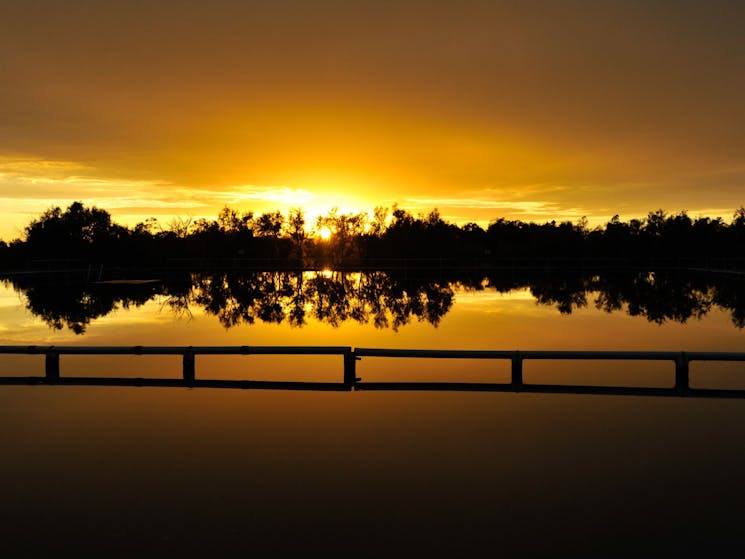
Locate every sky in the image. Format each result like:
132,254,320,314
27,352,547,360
1,0,745,239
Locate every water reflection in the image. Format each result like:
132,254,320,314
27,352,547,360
184,270,454,330
484,269,745,326
3,268,745,334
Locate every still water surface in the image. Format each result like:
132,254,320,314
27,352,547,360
1,271,744,555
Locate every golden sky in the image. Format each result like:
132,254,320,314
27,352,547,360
1,0,744,239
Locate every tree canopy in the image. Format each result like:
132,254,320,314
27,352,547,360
3,201,745,268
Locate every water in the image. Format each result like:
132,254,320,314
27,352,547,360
1,270,744,555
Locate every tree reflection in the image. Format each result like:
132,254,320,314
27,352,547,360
484,269,743,327
3,268,745,334
5,276,164,334
189,271,454,331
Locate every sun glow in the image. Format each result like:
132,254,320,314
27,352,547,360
318,226,332,240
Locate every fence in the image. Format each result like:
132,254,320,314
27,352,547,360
1,345,745,398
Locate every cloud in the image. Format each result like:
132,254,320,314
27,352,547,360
0,158,359,237
203,185,317,206
0,157,170,199
406,197,578,213
402,185,591,223
0,158,88,173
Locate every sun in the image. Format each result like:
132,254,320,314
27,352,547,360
318,226,332,240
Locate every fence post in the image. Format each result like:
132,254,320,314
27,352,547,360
344,350,357,387
511,352,523,389
183,348,195,383
675,352,689,395
45,349,60,382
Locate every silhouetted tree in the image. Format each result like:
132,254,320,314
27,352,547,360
316,208,367,267
23,201,127,262
285,208,308,266
6,202,745,270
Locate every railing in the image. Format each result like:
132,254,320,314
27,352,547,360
0,345,355,391
1,345,745,398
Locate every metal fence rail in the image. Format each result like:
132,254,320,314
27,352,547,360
1,345,745,398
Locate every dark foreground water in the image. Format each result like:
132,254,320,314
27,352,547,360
1,270,744,556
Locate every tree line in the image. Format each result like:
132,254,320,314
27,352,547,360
2,201,745,268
